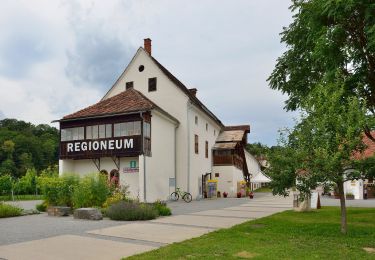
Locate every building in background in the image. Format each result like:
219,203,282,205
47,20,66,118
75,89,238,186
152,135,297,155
56,39,253,202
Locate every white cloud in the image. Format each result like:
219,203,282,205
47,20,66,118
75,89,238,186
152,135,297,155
0,0,294,145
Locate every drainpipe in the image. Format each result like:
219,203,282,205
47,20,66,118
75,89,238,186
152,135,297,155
140,112,146,202
187,101,192,193
174,125,177,191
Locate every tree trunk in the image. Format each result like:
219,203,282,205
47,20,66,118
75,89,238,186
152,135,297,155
337,181,347,234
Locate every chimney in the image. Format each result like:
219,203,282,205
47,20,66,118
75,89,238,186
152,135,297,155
189,88,197,96
144,38,152,55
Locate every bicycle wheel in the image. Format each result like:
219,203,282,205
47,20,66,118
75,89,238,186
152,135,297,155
170,192,179,201
182,193,192,203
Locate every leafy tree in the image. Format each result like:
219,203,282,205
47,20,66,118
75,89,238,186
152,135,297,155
268,0,375,141
268,81,372,234
246,143,269,158
0,119,59,178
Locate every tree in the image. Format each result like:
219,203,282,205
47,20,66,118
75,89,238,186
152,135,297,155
267,81,372,234
268,0,375,141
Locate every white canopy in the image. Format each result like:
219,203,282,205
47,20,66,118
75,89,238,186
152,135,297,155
251,171,271,183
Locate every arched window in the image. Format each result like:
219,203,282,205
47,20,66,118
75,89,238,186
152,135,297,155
110,169,120,187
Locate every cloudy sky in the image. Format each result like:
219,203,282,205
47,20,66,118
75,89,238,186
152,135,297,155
0,0,297,146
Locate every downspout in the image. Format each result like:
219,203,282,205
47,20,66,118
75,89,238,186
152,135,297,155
187,101,191,193
140,112,146,202
174,125,177,191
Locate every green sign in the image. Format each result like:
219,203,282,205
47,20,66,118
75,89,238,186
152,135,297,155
130,161,137,168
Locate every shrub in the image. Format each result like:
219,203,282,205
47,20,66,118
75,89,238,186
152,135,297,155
106,201,158,221
40,173,79,207
0,202,22,218
13,168,38,195
72,173,110,209
36,201,48,212
152,201,172,216
103,185,130,208
0,174,13,195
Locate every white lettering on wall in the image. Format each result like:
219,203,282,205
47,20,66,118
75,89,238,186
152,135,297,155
66,138,135,153
92,141,99,150
108,140,114,150
81,142,87,151
124,139,133,149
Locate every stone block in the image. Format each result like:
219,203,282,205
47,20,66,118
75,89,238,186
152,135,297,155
47,206,71,217
74,208,103,220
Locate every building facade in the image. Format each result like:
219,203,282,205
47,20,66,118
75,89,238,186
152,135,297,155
57,39,251,202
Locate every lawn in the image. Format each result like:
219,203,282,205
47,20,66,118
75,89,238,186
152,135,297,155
0,194,43,201
127,207,375,259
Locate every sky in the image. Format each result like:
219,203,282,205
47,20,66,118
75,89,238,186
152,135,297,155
0,0,297,146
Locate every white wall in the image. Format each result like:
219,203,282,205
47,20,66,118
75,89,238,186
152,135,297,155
189,105,221,198
104,49,190,196
212,165,245,197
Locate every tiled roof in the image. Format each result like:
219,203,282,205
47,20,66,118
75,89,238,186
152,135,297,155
353,131,375,160
224,125,250,133
213,142,238,150
62,88,157,120
216,130,245,142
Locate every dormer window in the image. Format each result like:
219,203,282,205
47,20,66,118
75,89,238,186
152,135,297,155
148,77,157,92
126,81,134,90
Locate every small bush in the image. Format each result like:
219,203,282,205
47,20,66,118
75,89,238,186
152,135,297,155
13,168,38,195
106,201,158,221
153,201,172,216
102,186,130,208
0,203,22,218
0,174,13,195
36,201,48,212
72,173,110,209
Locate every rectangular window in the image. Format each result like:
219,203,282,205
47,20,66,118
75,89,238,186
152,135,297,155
92,125,99,139
143,122,151,138
86,126,92,139
134,121,141,135
194,134,199,154
99,125,106,139
214,129,216,136
78,127,84,140
61,129,67,141
206,123,208,131
72,128,79,140
205,141,208,158
195,116,198,125
114,123,122,137
105,124,112,138
126,81,134,90
125,122,134,136
148,77,157,92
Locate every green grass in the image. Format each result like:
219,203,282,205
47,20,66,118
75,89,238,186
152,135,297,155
126,207,375,260
0,203,23,218
0,194,43,201
253,187,272,192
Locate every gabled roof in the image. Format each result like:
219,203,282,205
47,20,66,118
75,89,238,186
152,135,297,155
103,47,224,128
216,130,246,143
225,125,250,133
59,88,178,123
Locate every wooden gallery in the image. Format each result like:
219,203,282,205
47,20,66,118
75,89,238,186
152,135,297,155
56,39,260,202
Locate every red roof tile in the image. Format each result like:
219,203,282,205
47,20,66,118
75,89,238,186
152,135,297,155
62,88,157,120
353,131,375,160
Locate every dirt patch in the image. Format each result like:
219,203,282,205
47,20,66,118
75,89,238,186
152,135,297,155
250,224,265,229
233,251,259,259
363,247,375,254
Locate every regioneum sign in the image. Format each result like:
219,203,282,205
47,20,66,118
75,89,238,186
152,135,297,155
66,138,134,153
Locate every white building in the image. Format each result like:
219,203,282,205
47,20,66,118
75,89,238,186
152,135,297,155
57,39,253,202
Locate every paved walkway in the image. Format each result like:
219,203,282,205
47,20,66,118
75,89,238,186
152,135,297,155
0,194,293,260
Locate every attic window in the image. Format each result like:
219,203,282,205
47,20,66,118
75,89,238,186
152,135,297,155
138,65,145,72
126,81,134,90
148,77,157,92
206,123,208,131
195,116,198,125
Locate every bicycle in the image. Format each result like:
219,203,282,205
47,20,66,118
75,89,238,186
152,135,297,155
170,187,192,203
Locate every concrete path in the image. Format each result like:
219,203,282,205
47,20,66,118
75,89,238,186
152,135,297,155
0,194,293,260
